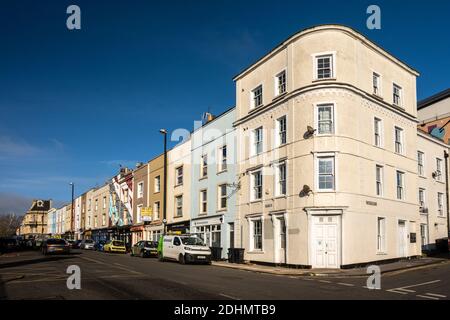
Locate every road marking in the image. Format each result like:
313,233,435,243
425,293,446,298
219,293,240,300
319,280,331,283
112,263,143,275
79,256,108,265
337,282,354,287
389,280,441,291
386,290,409,295
416,295,439,300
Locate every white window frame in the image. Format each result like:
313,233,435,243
376,165,384,197
436,158,443,181
250,169,263,201
438,193,444,216
394,126,404,155
396,171,405,200
316,155,336,192
252,127,263,156
154,201,160,220
201,154,208,178
373,72,382,96
374,117,383,147
103,196,107,209
137,204,143,224
275,115,287,147
313,52,336,80
154,175,161,193
219,145,227,172
95,199,98,211
393,83,403,107
175,166,183,186
137,181,144,198
249,216,263,252
315,103,335,135
417,151,425,176
418,188,426,208
377,217,386,253
250,84,263,109
274,70,287,96
274,161,287,197
200,189,207,214
175,195,183,217
218,184,227,210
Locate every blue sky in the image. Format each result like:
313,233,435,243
0,0,449,213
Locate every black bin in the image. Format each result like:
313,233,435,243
210,247,223,261
228,248,245,264
435,238,449,253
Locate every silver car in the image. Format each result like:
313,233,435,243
80,239,95,250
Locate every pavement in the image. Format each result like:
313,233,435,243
0,249,449,300
211,255,450,277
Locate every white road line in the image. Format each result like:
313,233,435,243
338,282,354,287
389,280,441,291
393,288,415,293
219,293,240,300
319,280,331,283
416,295,439,300
79,256,107,265
425,293,447,298
386,290,409,295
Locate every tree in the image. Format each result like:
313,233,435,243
0,213,23,237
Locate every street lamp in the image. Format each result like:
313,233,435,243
69,182,74,240
159,129,168,235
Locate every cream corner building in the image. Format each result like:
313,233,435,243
233,24,439,268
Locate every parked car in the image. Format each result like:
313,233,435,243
158,234,211,264
131,240,158,258
72,240,82,249
80,239,95,250
0,238,19,254
103,240,126,253
94,240,106,251
42,238,70,255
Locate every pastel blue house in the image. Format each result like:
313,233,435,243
190,108,236,259
47,208,57,235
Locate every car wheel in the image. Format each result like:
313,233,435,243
158,252,164,262
140,250,145,258
178,253,185,265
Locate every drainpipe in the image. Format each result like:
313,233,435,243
444,150,449,238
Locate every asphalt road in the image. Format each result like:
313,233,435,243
0,249,449,300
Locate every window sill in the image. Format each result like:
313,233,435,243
272,92,287,102
376,252,387,256
199,176,208,181
248,250,265,254
217,169,227,175
250,200,263,204
372,93,384,101
392,104,404,110
312,77,336,83
273,195,287,200
217,208,227,213
174,183,183,188
249,105,265,114
154,191,161,194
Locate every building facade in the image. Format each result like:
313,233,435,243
233,25,421,268
166,138,191,234
146,154,165,241
91,184,111,243
18,200,51,237
47,208,56,236
418,88,450,144
132,162,149,244
190,109,237,258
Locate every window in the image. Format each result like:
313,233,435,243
176,166,183,185
154,176,161,193
201,155,208,178
276,116,287,146
251,85,263,108
396,171,404,200
417,152,424,176
229,223,235,249
318,157,335,191
200,190,207,214
436,158,442,181
154,201,160,220
376,165,383,196
394,127,403,154
374,118,382,147
251,218,263,251
253,127,263,155
88,199,91,211
251,170,263,200
316,54,333,79
419,188,425,207
137,182,144,198
317,104,334,134
377,217,386,253
103,196,107,209
276,162,287,196
275,71,286,96
219,184,227,209
219,145,227,172
438,193,444,216
373,72,381,95
95,199,98,211
393,84,402,106
175,196,183,217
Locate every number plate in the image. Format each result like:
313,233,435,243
197,256,205,259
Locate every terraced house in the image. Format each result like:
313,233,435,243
190,109,237,259
233,24,431,268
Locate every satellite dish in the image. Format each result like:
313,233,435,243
307,126,316,135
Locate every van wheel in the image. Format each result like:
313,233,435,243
158,253,164,262
179,254,185,265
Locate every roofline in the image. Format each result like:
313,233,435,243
190,105,236,135
417,129,449,148
233,24,420,81
418,88,450,110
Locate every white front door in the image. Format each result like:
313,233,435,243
398,220,407,257
274,217,286,264
311,216,339,268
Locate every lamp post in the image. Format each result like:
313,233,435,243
160,129,168,235
69,182,74,240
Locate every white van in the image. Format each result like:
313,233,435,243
160,234,211,264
